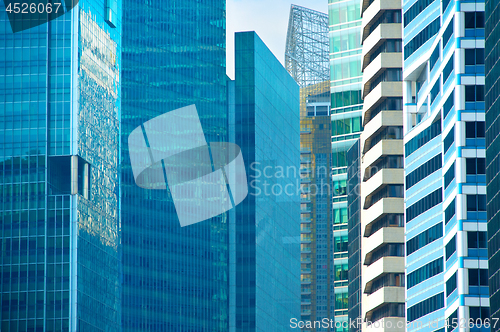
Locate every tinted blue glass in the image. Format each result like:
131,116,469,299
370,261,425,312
120,1,229,331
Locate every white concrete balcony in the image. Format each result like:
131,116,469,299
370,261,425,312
362,0,402,40
361,139,403,175
361,197,404,236
362,53,403,98
361,110,403,153
362,23,402,69
362,256,405,292
363,286,405,318
361,169,404,207
362,227,404,264
362,82,403,126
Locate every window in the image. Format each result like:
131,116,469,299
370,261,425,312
467,194,487,211
369,10,402,33
370,40,403,62
465,85,485,102
430,80,440,104
444,127,454,153
446,271,457,296
444,162,455,188
369,69,403,93
468,231,487,248
369,214,404,236
334,235,348,252
369,273,405,294
466,158,486,174
430,46,439,70
443,91,454,119
367,243,404,265
465,12,485,29
366,184,404,208
407,257,443,289
405,119,441,157
366,97,403,122
404,0,435,27
447,310,458,332
443,57,454,84
442,18,454,46
407,222,443,255
406,188,443,222
371,303,405,322
407,293,444,322
465,121,485,138
444,198,456,224
468,268,488,286
445,235,456,260
404,18,440,60
406,154,442,189
369,126,403,148
469,307,490,322
465,48,485,65
367,155,404,180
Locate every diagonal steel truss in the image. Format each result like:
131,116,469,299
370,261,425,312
285,4,330,88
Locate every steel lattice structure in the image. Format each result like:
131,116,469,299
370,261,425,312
285,4,330,88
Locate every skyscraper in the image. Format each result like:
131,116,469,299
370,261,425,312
285,6,333,330
0,0,122,331
485,0,500,328
120,1,229,330
328,0,364,329
231,31,301,331
359,0,405,330
403,0,489,331
346,140,361,332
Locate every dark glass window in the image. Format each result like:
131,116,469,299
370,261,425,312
443,56,454,84
446,271,457,296
406,188,443,222
465,85,485,102
407,293,444,322
444,127,454,152
465,121,485,138
466,158,486,174
465,48,485,65
407,257,443,289
467,194,487,211
465,12,485,29
443,19,454,46
406,154,442,189
469,307,490,322
430,46,439,70
404,0,435,27
405,119,441,157
445,235,456,260
444,198,456,224
444,162,455,188
407,222,443,255
468,231,487,248
404,18,440,60
468,269,488,286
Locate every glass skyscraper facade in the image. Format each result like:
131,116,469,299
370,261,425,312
120,0,229,331
328,0,363,330
485,0,500,328
232,31,301,331
403,0,489,331
0,0,122,331
121,0,230,329
346,140,361,332
285,6,333,330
